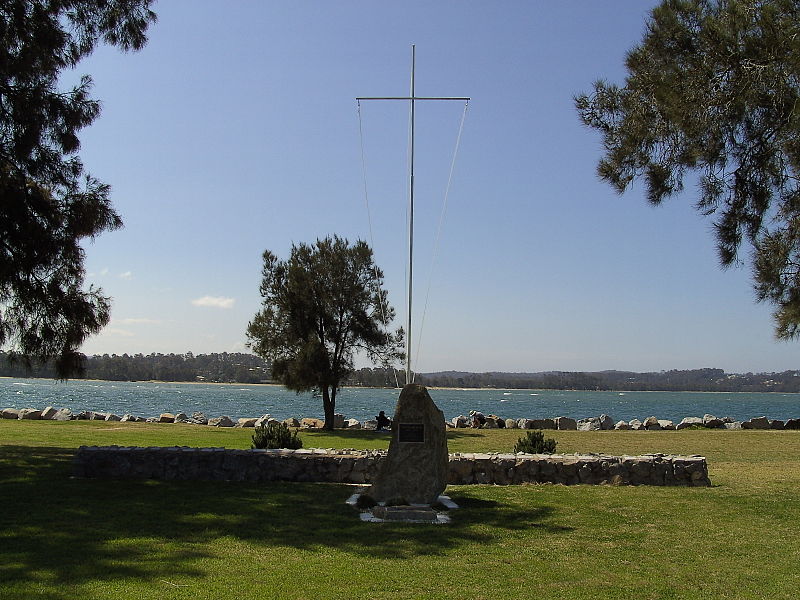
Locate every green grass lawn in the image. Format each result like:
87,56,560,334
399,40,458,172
1,421,798,599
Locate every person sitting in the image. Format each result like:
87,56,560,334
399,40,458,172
376,410,392,431
469,410,486,428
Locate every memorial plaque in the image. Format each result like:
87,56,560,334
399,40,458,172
367,384,449,504
398,423,425,443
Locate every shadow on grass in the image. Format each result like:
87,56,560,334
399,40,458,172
0,446,572,594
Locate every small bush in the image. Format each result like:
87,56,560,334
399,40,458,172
513,430,557,454
251,422,303,449
355,494,377,509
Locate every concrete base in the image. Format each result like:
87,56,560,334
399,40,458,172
346,491,458,524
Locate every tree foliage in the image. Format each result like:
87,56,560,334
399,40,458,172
246,236,403,430
575,0,800,339
0,1,157,377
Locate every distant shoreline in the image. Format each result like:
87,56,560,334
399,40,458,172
1,376,798,394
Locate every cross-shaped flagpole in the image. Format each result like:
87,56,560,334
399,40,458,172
357,45,470,386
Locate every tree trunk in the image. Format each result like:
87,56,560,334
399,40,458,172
322,385,335,430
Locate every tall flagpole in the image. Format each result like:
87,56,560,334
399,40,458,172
357,46,469,388
407,45,415,385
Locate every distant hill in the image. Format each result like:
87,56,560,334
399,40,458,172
0,351,270,384
350,367,800,393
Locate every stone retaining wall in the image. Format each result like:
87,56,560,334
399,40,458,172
72,446,711,487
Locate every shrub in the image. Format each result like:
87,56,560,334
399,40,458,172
513,430,557,454
355,494,377,509
251,422,303,449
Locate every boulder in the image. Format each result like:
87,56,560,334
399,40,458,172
191,412,209,425
505,418,518,429
158,413,175,423
599,414,615,430
19,408,42,420
40,406,58,420
104,413,122,422
362,419,378,431
2,408,21,419
769,419,785,430
208,415,235,427
577,417,601,431
481,417,499,429
657,420,675,430
452,415,469,428
173,412,191,423
784,418,800,430
723,421,743,430
628,419,644,430
367,384,448,505
555,416,577,430
345,418,361,429
676,417,704,430
254,414,272,428
52,408,73,421
300,418,324,429
238,418,258,427
643,416,661,430
529,418,556,430
703,414,724,428
614,420,630,430
487,414,505,428
120,414,138,422
742,416,770,430
283,417,300,428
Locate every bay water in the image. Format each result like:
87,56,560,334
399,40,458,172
1,377,798,424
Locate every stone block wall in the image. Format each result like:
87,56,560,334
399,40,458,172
72,446,710,487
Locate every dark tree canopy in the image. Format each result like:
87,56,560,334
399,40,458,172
0,1,156,377
247,236,403,430
575,0,800,339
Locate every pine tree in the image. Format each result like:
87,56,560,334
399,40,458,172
0,1,157,377
575,0,800,338
247,236,404,430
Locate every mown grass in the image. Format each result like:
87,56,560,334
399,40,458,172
1,420,799,599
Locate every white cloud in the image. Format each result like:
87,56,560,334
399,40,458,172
104,328,135,338
100,268,109,276
192,296,235,309
114,318,161,325
118,271,133,280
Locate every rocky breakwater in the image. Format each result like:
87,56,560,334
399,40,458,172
73,446,710,487
0,407,375,430
5,405,799,432
449,412,800,431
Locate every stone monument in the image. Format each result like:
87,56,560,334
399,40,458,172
367,383,449,505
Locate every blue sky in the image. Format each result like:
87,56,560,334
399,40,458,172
72,1,796,374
